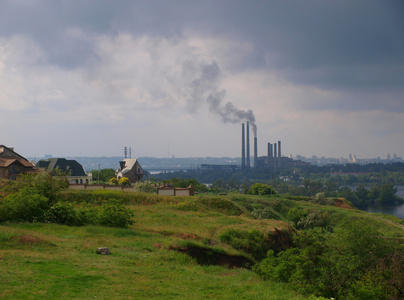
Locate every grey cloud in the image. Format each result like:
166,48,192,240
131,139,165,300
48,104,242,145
1,0,403,111
2,1,403,74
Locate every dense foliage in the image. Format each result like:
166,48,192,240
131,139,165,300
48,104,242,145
219,228,294,261
133,181,157,193
118,177,130,186
152,162,404,186
0,174,133,228
90,168,116,183
337,183,404,207
253,221,404,299
248,183,276,195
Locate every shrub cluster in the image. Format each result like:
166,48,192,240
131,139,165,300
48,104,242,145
253,221,404,299
0,174,134,228
287,208,333,232
219,228,294,261
134,181,157,193
248,183,277,196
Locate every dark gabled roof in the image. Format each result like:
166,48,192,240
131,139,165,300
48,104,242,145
0,158,35,168
0,145,30,162
35,158,87,176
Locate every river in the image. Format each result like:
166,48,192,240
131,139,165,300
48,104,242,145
355,186,404,220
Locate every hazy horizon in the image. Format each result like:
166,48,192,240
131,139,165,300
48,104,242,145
1,1,403,159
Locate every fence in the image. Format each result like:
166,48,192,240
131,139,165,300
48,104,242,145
68,184,194,196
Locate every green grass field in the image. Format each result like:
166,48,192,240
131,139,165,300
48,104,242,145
1,191,403,299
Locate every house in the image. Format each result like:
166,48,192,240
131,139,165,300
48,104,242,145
0,145,39,180
35,158,92,184
116,158,145,183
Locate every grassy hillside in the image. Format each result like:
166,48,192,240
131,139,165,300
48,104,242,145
1,184,404,299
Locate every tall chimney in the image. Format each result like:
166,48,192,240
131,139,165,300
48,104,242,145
273,143,277,169
246,121,250,168
254,136,258,168
267,142,271,168
278,141,281,158
270,143,274,169
241,123,245,168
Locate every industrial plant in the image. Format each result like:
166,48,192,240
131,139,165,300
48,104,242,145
241,121,308,170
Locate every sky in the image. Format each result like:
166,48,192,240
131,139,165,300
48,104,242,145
1,0,404,159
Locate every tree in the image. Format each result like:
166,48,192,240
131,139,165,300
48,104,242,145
377,183,402,205
337,186,356,203
91,168,116,183
303,179,324,196
18,172,68,205
249,183,276,195
354,185,368,204
118,177,130,186
109,178,118,185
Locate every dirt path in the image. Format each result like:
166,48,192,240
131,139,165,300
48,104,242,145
382,218,404,231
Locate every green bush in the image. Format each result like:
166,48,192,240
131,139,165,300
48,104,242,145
0,188,49,222
0,187,135,228
98,199,134,228
287,208,309,228
118,177,131,186
219,228,294,261
252,207,281,220
219,228,267,261
109,178,118,185
287,208,333,231
45,201,84,226
134,181,156,193
249,183,277,195
254,221,402,299
32,172,68,204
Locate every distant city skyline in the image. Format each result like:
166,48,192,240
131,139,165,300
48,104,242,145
1,1,403,159
26,153,403,174
28,151,403,163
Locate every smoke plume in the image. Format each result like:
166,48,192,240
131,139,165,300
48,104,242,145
207,89,257,136
190,61,257,136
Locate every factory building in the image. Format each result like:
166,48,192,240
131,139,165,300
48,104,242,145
241,123,309,170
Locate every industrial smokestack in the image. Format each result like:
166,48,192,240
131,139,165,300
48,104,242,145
246,121,250,168
254,136,258,168
278,141,281,158
241,123,245,168
270,143,273,158
274,143,277,169
267,142,271,167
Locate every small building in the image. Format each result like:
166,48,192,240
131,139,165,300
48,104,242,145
116,158,145,183
35,158,92,184
0,145,39,180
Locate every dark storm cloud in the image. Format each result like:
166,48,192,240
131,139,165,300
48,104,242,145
1,0,403,102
